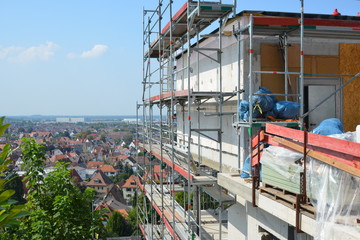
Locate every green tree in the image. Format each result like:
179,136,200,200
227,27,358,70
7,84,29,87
4,174,26,205
0,117,28,234
113,137,122,145
123,135,133,145
106,212,132,237
19,138,106,239
100,133,106,142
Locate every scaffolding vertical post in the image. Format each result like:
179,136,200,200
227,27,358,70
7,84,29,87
284,34,289,101
168,1,178,239
299,0,305,126
236,22,243,172
248,14,254,177
136,102,139,237
186,1,193,238
195,23,202,239
218,15,224,240
158,1,165,238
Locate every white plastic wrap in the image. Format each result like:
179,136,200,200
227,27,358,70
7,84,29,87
261,145,360,239
308,158,360,240
328,131,356,142
261,145,304,184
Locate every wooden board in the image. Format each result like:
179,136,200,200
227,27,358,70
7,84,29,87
260,44,299,101
272,136,360,178
266,123,360,160
340,43,360,131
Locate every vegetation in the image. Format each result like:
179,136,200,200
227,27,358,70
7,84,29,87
111,164,133,183
16,138,106,239
76,130,92,139
0,117,28,231
106,212,133,237
0,118,140,238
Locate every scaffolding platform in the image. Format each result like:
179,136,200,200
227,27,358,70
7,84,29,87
233,120,300,129
202,186,235,204
146,90,236,104
146,1,234,58
142,143,217,184
140,224,173,240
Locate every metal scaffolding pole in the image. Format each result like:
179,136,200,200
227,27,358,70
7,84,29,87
168,1,177,239
299,0,305,126
186,1,192,238
284,34,289,101
248,14,254,176
218,16,224,240
158,1,165,238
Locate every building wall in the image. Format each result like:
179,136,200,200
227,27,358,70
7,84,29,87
175,17,360,172
123,187,135,202
228,201,313,240
91,184,113,198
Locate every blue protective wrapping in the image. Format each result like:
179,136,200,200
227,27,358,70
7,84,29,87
252,87,277,113
240,155,251,178
238,87,276,120
270,101,300,119
312,118,344,136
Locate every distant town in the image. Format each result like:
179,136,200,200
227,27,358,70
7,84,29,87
1,116,149,238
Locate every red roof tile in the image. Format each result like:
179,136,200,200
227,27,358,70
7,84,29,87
100,165,119,173
87,170,113,187
87,161,104,169
121,175,138,189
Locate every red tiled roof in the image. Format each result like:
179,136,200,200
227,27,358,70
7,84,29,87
120,148,129,154
87,161,104,169
68,152,78,158
87,170,113,187
52,154,68,162
115,209,128,217
110,156,129,161
100,165,119,173
121,175,138,189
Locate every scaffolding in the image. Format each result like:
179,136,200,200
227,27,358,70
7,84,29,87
137,1,237,239
232,0,360,174
136,0,360,239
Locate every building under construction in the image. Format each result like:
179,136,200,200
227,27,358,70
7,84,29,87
136,1,360,239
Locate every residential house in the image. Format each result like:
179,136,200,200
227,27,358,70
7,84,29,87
120,148,130,156
119,175,138,204
96,199,129,218
86,161,105,169
100,164,119,177
50,154,70,163
86,170,113,198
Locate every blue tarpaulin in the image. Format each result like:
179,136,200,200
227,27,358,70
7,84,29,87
268,101,300,119
312,118,344,136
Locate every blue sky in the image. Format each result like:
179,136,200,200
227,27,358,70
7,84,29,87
1,0,359,116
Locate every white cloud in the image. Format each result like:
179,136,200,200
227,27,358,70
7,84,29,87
8,42,58,63
68,44,108,59
0,46,23,60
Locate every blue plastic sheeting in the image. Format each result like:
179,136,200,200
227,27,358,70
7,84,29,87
269,101,300,119
240,155,251,178
239,100,249,120
238,87,277,120
312,118,344,136
238,100,262,120
252,87,277,113
240,155,262,179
